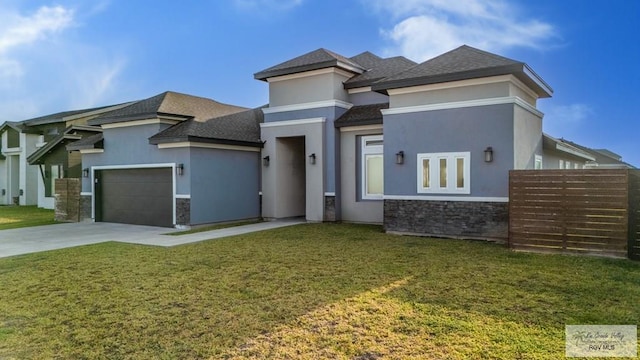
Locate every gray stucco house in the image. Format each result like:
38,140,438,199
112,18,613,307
252,45,631,241
68,91,262,228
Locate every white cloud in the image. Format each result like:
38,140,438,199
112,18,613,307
233,0,303,12
0,3,128,122
369,0,555,61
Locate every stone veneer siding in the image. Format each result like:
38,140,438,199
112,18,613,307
80,195,92,222
384,199,509,243
176,198,190,226
324,195,336,222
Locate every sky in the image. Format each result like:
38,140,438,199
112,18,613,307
0,0,638,166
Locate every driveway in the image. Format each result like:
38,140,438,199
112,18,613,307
0,220,304,259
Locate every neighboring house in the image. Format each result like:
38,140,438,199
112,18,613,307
253,45,555,241
0,103,131,208
68,91,260,228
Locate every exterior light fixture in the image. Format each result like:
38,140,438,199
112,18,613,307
82,168,89,178
484,147,494,163
309,153,316,165
1,189,5,196
263,155,270,166
396,150,405,164
176,163,184,176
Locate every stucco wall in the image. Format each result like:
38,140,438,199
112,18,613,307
349,91,389,106
269,71,351,107
339,128,384,223
261,120,325,221
383,104,515,198
542,149,587,169
390,82,510,108
189,147,261,225
513,106,543,169
0,158,6,205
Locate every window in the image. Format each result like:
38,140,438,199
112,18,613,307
565,161,571,169
559,159,564,169
418,152,470,194
361,135,383,199
534,155,543,169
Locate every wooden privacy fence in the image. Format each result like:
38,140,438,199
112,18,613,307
509,169,640,260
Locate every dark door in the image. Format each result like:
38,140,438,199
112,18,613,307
96,168,173,227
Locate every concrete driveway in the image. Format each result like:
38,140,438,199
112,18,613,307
0,220,304,259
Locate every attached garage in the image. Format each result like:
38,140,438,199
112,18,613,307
95,167,173,227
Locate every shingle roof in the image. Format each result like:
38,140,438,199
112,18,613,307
28,126,102,164
148,107,264,147
344,56,417,89
334,103,388,128
372,45,552,97
66,133,103,151
254,48,365,81
23,104,121,126
89,91,247,126
349,51,385,69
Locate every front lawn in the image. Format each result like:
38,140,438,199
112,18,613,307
0,205,56,230
0,223,638,359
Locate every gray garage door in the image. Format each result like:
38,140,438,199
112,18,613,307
96,168,173,227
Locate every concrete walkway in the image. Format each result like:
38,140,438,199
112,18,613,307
0,219,304,258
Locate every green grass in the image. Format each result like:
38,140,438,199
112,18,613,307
167,219,262,236
0,223,638,359
0,205,57,230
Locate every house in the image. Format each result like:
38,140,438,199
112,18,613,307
0,103,131,208
252,45,558,241
69,91,261,228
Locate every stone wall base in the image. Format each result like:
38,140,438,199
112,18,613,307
324,195,336,222
176,198,190,226
384,199,508,243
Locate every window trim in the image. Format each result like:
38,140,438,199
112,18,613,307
534,155,543,169
417,152,470,194
361,135,384,200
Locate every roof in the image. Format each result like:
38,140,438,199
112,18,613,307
148,107,264,147
334,103,388,128
372,45,553,97
254,48,365,81
23,104,121,127
0,121,39,134
344,56,417,89
28,126,102,165
66,133,103,151
88,91,247,126
542,134,596,161
553,137,635,168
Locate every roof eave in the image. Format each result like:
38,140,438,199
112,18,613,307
149,135,263,148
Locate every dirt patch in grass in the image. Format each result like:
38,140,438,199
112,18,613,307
0,223,638,359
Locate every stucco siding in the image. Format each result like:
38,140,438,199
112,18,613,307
542,150,587,169
513,105,543,169
383,104,515,198
269,71,351,107
261,120,325,221
339,128,383,223
349,91,389,106
390,82,510,108
189,147,261,225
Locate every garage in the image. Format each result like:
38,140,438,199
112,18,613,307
95,167,173,227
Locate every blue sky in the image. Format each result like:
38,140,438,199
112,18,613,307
0,0,638,166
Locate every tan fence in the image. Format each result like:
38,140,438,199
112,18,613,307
509,169,640,259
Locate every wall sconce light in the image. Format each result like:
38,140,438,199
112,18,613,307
309,153,316,165
263,155,270,166
484,146,494,163
19,189,24,196
82,168,89,178
396,150,405,164
1,189,5,196
176,163,184,176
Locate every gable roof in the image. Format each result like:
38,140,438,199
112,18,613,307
334,103,388,128
148,107,264,147
254,48,365,81
88,91,247,126
28,125,102,165
550,136,635,168
372,45,553,97
543,134,596,161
